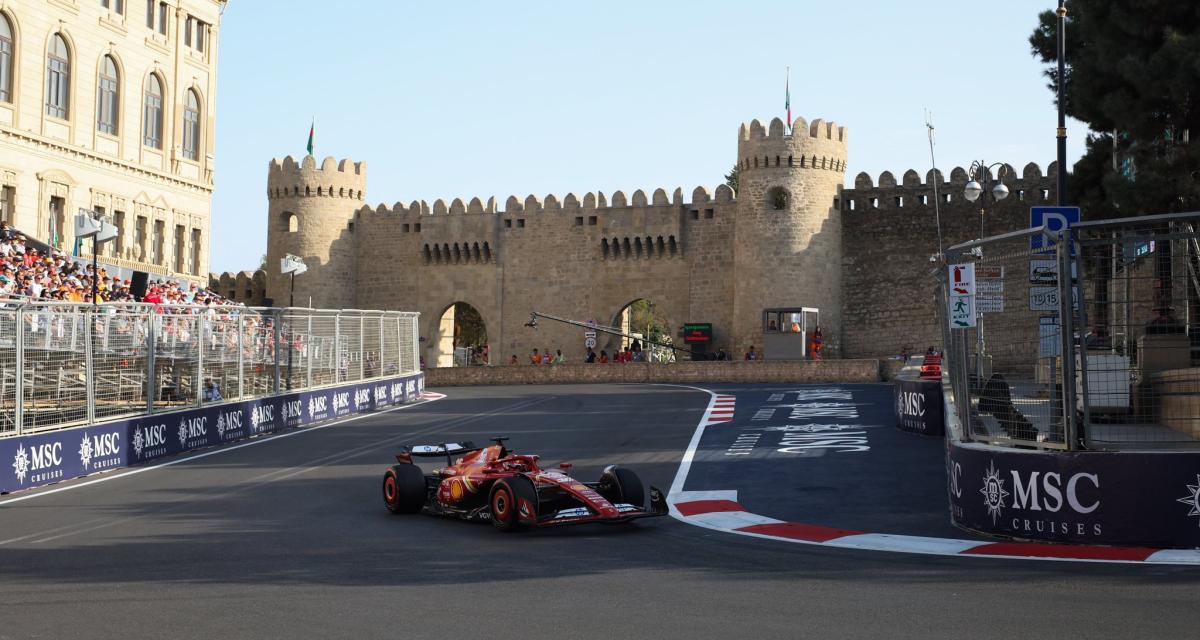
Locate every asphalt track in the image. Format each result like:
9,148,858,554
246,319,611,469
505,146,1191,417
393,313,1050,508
1,383,1199,639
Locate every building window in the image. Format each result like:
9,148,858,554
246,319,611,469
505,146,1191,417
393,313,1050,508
196,21,205,52
145,0,155,28
0,186,13,224
588,216,597,225
143,74,163,148
102,0,125,14
46,34,70,119
152,219,164,265
0,15,13,103
157,2,168,35
134,215,146,260
767,187,790,211
190,229,200,275
705,208,714,218
173,224,184,272
112,210,125,256
185,16,207,51
517,219,525,228
184,16,192,47
182,89,200,160
97,56,119,135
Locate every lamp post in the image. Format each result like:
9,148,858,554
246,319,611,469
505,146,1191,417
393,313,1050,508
280,254,307,390
74,209,118,307
963,161,1010,381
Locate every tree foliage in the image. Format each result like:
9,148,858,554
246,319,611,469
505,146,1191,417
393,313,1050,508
724,164,740,193
453,302,487,348
1030,2,1200,214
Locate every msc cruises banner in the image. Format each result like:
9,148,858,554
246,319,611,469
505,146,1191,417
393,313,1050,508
0,373,424,495
948,441,1200,548
894,379,945,437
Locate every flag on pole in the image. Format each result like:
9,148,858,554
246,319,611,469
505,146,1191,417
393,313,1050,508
306,119,314,156
785,66,791,133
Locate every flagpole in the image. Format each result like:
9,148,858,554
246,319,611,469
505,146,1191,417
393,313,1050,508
785,66,791,134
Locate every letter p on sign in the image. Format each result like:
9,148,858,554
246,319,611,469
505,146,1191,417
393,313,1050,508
1030,206,1080,250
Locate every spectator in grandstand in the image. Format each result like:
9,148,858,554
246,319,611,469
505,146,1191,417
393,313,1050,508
585,347,596,363
745,345,758,361
530,348,542,365
598,350,609,363
509,354,518,365
555,349,564,364
542,348,554,364
203,379,223,402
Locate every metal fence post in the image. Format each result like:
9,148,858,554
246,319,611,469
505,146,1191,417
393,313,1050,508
84,308,95,425
146,310,157,414
335,313,342,383
15,305,24,435
1057,240,1079,450
412,315,419,374
196,314,204,408
237,312,245,399
359,314,365,381
272,309,281,394
1071,233,1093,449
379,315,385,380
306,314,313,389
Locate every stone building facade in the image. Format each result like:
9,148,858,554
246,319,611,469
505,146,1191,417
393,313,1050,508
223,114,1057,364
0,0,223,283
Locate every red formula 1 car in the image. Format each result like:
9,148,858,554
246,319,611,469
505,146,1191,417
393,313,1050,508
380,437,667,531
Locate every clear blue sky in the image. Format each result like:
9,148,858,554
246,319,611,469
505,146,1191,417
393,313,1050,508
210,0,1086,273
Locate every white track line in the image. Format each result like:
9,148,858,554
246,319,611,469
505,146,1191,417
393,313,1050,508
658,384,1200,566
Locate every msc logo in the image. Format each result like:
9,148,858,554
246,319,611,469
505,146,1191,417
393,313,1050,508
407,380,417,397
13,441,64,485
374,385,387,404
1010,470,1100,514
897,391,925,417
79,432,121,470
308,396,328,418
333,392,351,413
251,404,274,432
354,388,371,409
390,382,403,401
132,424,168,459
178,416,208,447
216,409,243,439
283,399,303,422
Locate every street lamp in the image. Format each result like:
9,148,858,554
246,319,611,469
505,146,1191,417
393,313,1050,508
962,161,1010,381
280,254,307,390
73,209,118,306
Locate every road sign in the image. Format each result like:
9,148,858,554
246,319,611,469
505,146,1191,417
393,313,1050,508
1030,206,1080,249
1029,286,1058,311
949,294,976,328
585,337,597,349
949,263,975,296
1030,259,1057,283
976,296,1004,313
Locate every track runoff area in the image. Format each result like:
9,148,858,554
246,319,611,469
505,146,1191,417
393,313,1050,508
1,384,1199,639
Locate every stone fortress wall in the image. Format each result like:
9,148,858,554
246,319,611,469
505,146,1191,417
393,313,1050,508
212,115,1057,364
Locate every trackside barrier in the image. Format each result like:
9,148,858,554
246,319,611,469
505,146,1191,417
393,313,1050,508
894,377,945,437
0,372,424,495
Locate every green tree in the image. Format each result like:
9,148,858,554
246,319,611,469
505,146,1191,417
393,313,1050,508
453,302,487,348
1029,2,1200,214
724,164,739,193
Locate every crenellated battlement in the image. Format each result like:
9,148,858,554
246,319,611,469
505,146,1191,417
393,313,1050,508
353,183,736,222
737,116,848,175
267,155,367,201
847,161,1059,191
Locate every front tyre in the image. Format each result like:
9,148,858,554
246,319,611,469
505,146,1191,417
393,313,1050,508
383,464,426,514
490,476,538,531
598,466,645,509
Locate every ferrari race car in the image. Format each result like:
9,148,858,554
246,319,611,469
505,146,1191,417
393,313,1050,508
381,437,667,531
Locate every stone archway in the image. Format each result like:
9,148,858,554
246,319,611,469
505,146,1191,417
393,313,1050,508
607,298,674,362
430,301,489,367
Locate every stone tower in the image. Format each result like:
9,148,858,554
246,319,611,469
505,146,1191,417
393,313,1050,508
732,117,848,356
265,155,367,309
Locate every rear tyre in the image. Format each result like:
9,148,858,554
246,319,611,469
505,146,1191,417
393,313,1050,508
382,464,426,514
598,466,645,509
490,476,538,532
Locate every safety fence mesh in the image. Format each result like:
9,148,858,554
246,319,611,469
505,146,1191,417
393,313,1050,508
0,302,419,436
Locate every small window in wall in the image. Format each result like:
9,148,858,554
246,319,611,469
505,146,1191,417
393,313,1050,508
870,198,879,209
704,208,714,219
894,196,904,207
919,194,928,206
1041,189,1050,200
833,198,840,210
944,193,952,204
690,209,699,220
0,185,13,224
414,223,421,232
767,187,790,211
402,223,410,233
517,219,525,228
504,219,512,228
283,212,297,232
848,199,856,211
588,216,597,225
348,222,354,233
574,216,583,226
1017,189,1026,201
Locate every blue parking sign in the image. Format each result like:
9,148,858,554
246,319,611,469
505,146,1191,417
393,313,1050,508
1030,206,1080,249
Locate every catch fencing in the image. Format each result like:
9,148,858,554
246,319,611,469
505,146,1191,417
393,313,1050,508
0,302,420,436
941,212,1200,451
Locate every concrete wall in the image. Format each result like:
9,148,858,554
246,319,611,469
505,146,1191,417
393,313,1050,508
424,360,884,386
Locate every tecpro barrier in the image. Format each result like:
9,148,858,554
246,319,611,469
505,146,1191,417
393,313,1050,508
948,440,1200,548
0,372,424,495
894,377,945,437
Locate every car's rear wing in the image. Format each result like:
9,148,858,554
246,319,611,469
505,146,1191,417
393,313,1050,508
397,442,480,464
